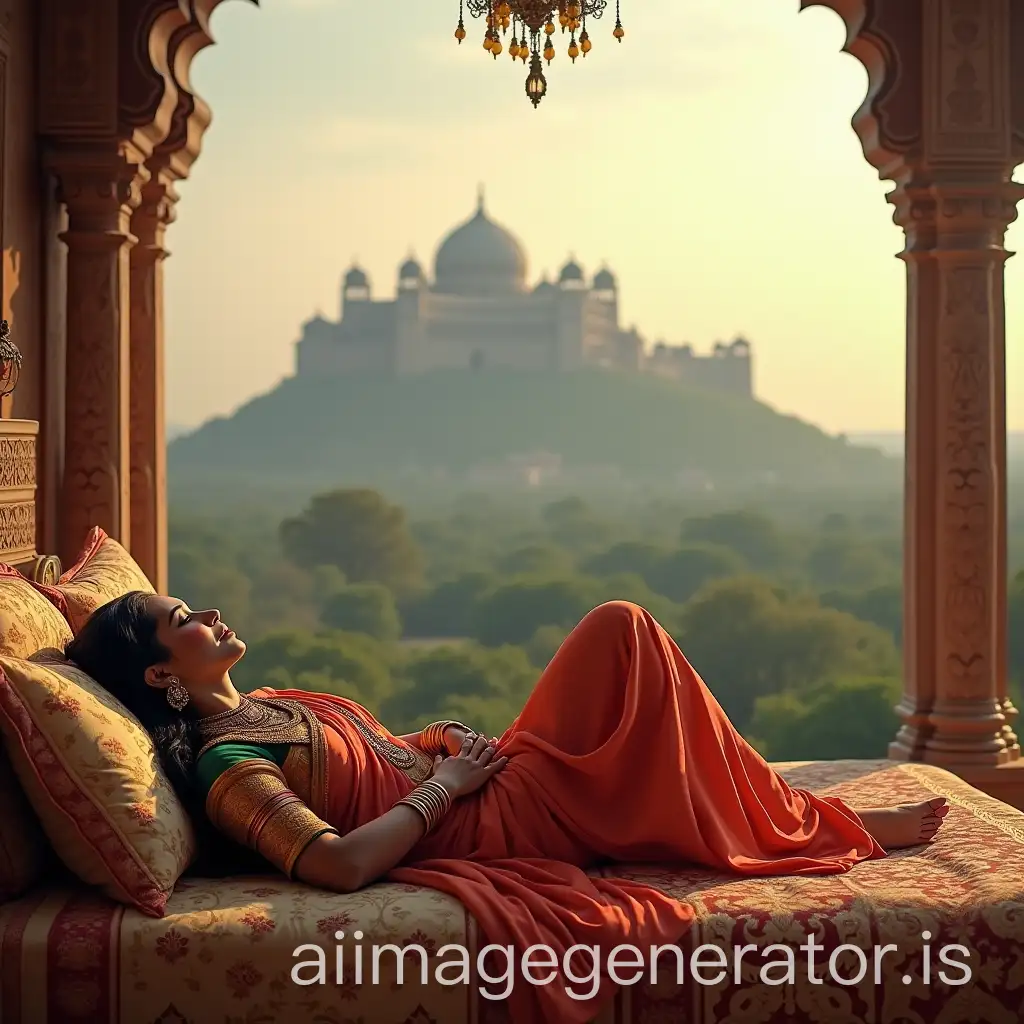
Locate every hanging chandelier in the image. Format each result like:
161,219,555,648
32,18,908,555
454,1,625,108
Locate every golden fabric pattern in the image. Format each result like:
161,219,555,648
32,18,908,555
333,703,430,776
281,744,313,806
403,743,436,782
0,566,74,659
198,692,434,786
195,694,315,756
205,758,336,877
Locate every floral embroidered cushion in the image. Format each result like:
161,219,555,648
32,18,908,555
0,652,196,916
35,526,155,634
0,565,74,899
0,564,74,658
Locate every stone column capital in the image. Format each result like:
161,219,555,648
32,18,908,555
48,149,148,249
132,173,180,262
892,178,1024,254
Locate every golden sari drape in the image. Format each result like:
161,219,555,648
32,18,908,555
250,601,883,1023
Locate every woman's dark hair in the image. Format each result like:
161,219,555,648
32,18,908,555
65,591,263,876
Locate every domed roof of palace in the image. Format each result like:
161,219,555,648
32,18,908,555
433,188,528,296
559,257,584,284
399,255,424,279
533,274,557,295
593,266,616,290
344,264,369,288
301,311,335,338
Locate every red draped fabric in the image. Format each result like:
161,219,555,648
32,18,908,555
258,601,883,1022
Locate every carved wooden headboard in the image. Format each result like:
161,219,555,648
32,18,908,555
0,419,61,584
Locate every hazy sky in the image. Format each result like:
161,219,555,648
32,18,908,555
165,0,1024,433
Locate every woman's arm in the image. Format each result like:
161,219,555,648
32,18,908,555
299,736,505,890
205,757,429,891
293,803,430,891
395,732,429,749
205,735,507,893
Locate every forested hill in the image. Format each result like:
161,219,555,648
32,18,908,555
168,369,898,490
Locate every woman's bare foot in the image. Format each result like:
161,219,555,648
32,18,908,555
853,798,950,850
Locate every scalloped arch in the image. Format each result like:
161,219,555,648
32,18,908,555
118,1,190,155
800,0,921,182
152,0,259,177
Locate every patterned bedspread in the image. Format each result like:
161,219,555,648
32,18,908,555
2,759,1024,1024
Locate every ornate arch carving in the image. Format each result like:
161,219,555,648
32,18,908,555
800,0,923,183
156,14,214,179
152,0,259,178
39,0,188,160
117,0,190,158
803,0,1024,185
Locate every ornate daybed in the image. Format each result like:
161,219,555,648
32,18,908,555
0,498,1022,1024
3,758,1024,1023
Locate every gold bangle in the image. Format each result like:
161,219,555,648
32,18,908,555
420,720,472,756
396,780,453,833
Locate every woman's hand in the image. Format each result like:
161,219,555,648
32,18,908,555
431,734,508,799
443,724,499,756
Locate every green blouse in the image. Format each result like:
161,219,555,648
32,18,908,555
195,742,291,794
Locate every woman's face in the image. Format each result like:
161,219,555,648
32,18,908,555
144,595,246,694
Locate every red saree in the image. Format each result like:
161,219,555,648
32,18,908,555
259,601,883,1022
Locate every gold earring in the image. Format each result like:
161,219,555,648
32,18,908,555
166,677,190,712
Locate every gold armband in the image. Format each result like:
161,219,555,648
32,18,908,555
206,758,337,877
419,720,471,756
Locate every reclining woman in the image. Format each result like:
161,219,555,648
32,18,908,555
67,594,947,1024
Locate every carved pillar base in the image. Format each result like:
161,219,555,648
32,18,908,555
129,174,173,592
50,152,144,562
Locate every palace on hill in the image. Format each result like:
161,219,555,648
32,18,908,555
295,191,753,397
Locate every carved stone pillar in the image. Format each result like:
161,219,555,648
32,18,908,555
129,173,174,591
50,154,145,560
38,0,194,565
804,0,1024,804
891,176,1021,769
